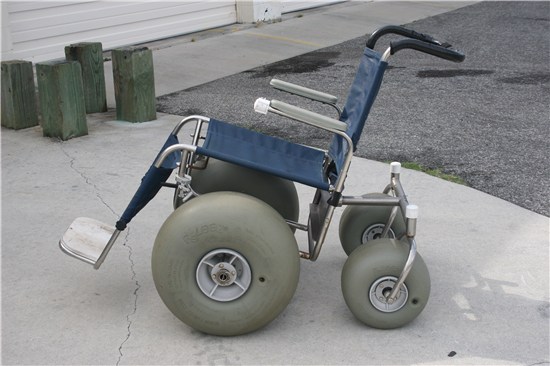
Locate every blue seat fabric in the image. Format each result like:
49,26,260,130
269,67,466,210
329,47,388,174
196,47,388,191
196,119,330,190
117,134,180,230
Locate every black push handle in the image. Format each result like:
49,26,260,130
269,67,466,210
366,25,449,49
390,38,465,63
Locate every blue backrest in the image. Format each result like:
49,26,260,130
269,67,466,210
328,47,388,174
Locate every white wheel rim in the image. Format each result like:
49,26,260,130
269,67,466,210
196,248,252,302
369,276,408,312
361,224,396,243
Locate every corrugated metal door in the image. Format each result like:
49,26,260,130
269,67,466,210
281,0,343,14
1,1,237,62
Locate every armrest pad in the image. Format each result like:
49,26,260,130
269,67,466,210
270,99,347,132
270,79,338,105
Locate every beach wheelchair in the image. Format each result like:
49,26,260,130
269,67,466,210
60,25,464,336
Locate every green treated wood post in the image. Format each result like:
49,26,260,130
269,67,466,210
36,61,88,140
65,42,107,113
112,46,156,122
1,60,39,130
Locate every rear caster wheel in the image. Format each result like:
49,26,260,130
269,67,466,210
341,239,430,329
152,192,300,336
176,158,299,224
339,193,406,255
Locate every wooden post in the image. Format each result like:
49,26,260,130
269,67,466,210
65,42,107,113
36,61,88,140
1,60,39,130
112,46,156,122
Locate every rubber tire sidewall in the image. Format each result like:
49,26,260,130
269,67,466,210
177,158,300,223
152,192,300,336
341,238,430,329
339,193,406,255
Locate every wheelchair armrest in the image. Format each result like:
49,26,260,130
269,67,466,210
255,98,347,132
270,79,338,106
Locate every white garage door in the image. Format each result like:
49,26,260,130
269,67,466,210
282,0,343,14
1,1,237,62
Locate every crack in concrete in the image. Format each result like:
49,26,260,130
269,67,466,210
59,145,141,366
60,145,118,217
116,228,141,366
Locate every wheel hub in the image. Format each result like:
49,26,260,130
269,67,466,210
369,276,408,312
361,224,396,243
211,262,237,286
196,249,252,302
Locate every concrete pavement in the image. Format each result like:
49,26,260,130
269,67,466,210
2,1,549,365
104,1,477,107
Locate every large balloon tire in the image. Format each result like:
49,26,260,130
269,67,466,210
175,158,300,224
152,192,300,336
341,239,430,329
339,193,406,255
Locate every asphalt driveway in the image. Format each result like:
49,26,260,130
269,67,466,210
158,1,550,216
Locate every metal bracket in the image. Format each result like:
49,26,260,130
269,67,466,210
387,204,419,302
175,173,198,204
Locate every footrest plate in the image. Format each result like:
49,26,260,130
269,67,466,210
59,217,115,266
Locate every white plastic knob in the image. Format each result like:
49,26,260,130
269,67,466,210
254,98,270,115
406,204,419,219
390,162,401,174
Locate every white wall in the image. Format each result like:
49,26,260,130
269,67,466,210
282,0,342,13
1,1,237,62
0,0,344,63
